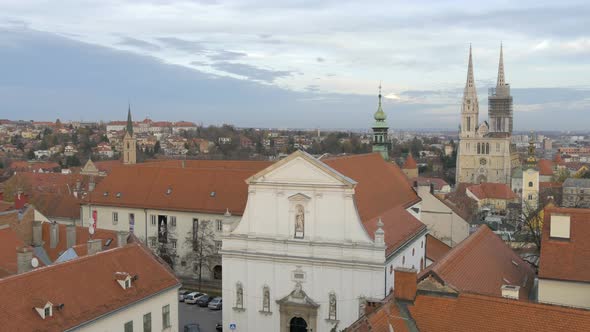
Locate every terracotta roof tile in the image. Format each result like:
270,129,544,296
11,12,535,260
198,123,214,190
419,225,535,299
539,207,590,282
425,234,451,262
0,243,179,331
402,154,417,169
467,182,518,200
538,159,554,176
0,228,25,274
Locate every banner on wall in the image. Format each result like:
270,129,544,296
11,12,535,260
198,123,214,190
92,210,97,229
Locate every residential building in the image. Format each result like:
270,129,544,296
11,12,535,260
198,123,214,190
402,154,418,179
222,151,427,332
538,207,590,309
347,268,590,332
415,183,469,246
466,182,519,213
456,45,518,185
562,178,590,208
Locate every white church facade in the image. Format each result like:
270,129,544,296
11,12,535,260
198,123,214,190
221,151,427,332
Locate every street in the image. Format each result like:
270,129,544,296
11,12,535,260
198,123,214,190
179,301,222,332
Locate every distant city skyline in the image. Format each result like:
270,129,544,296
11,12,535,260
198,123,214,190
0,0,589,129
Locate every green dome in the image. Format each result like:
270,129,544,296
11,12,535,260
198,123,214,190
374,94,387,121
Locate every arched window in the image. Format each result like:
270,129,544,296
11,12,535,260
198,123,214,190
402,256,405,265
236,282,244,309
477,143,481,154
486,143,490,154
390,265,393,274
420,257,424,270
528,181,533,187
262,286,270,312
421,241,423,248
412,248,415,256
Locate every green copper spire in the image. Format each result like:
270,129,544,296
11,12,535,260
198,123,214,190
126,103,133,136
373,84,387,123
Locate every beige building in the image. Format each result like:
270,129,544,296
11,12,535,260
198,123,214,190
456,45,518,185
538,208,590,309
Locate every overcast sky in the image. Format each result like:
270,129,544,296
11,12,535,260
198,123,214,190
0,0,589,129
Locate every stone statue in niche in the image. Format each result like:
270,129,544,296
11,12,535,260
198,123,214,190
262,287,270,312
328,292,337,320
295,204,305,238
236,283,243,308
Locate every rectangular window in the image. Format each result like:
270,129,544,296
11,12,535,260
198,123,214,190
150,215,157,226
162,304,171,329
215,240,222,253
170,216,177,227
129,213,135,233
143,313,151,332
171,239,177,249
467,117,471,131
149,237,156,247
124,321,133,332
112,212,118,225
216,219,223,232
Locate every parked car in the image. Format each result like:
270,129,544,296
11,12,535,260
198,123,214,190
179,290,192,302
196,294,213,307
215,321,222,332
184,292,204,304
208,297,222,310
184,323,201,332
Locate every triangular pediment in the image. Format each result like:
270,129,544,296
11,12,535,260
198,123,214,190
247,150,355,188
276,283,319,308
288,193,311,201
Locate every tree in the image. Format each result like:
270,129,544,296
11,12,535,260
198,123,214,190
182,220,217,291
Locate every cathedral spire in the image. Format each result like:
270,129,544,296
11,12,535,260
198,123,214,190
466,44,475,91
497,43,506,87
126,103,133,136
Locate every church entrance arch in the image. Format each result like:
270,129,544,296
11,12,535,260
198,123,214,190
289,317,308,332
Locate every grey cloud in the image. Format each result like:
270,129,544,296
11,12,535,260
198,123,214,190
316,57,325,63
209,50,247,61
211,62,293,82
157,37,205,53
118,37,161,52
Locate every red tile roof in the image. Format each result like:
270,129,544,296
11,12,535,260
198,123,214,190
402,154,417,169
9,161,60,172
0,243,179,331
538,159,554,176
87,161,271,215
40,223,121,261
408,292,590,332
419,225,535,299
466,182,518,200
539,207,590,283
425,234,451,262
347,301,410,332
0,228,25,276
324,153,425,255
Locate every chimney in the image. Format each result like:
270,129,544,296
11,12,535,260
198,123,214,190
66,224,76,248
32,221,43,247
501,285,520,300
117,231,129,247
87,239,102,255
374,218,385,246
17,247,33,274
49,222,59,249
394,267,417,301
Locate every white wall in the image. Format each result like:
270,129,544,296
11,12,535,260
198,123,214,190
416,186,469,246
384,233,426,294
74,287,178,332
538,279,590,309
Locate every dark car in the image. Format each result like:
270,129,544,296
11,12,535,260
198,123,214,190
184,323,201,332
215,322,222,332
196,294,213,307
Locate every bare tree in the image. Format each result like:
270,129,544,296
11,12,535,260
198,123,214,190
183,220,217,291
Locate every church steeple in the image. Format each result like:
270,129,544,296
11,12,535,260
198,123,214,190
526,131,537,167
460,44,479,138
497,43,506,87
371,83,389,160
126,104,134,136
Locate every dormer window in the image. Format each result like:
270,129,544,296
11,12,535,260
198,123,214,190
115,272,133,289
33,300,53,319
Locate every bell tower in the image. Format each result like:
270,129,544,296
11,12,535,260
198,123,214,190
123,104,137,165
371,84,389,160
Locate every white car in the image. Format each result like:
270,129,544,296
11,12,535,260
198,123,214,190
184,292,204,304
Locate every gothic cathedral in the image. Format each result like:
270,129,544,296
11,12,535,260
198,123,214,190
456,45,518,184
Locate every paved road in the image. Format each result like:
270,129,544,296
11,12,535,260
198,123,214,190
179,301,222,332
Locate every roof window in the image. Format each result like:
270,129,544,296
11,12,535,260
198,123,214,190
166,187,173,195
116,192,121,198
103,191,109,196
115,272,134,289
210,191,216,197
33,300,53,319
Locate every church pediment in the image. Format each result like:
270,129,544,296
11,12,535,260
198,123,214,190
276,282,319,308
247,150,356,188
288,193,311,201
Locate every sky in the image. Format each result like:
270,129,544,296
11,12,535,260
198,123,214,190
0,0,589,130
